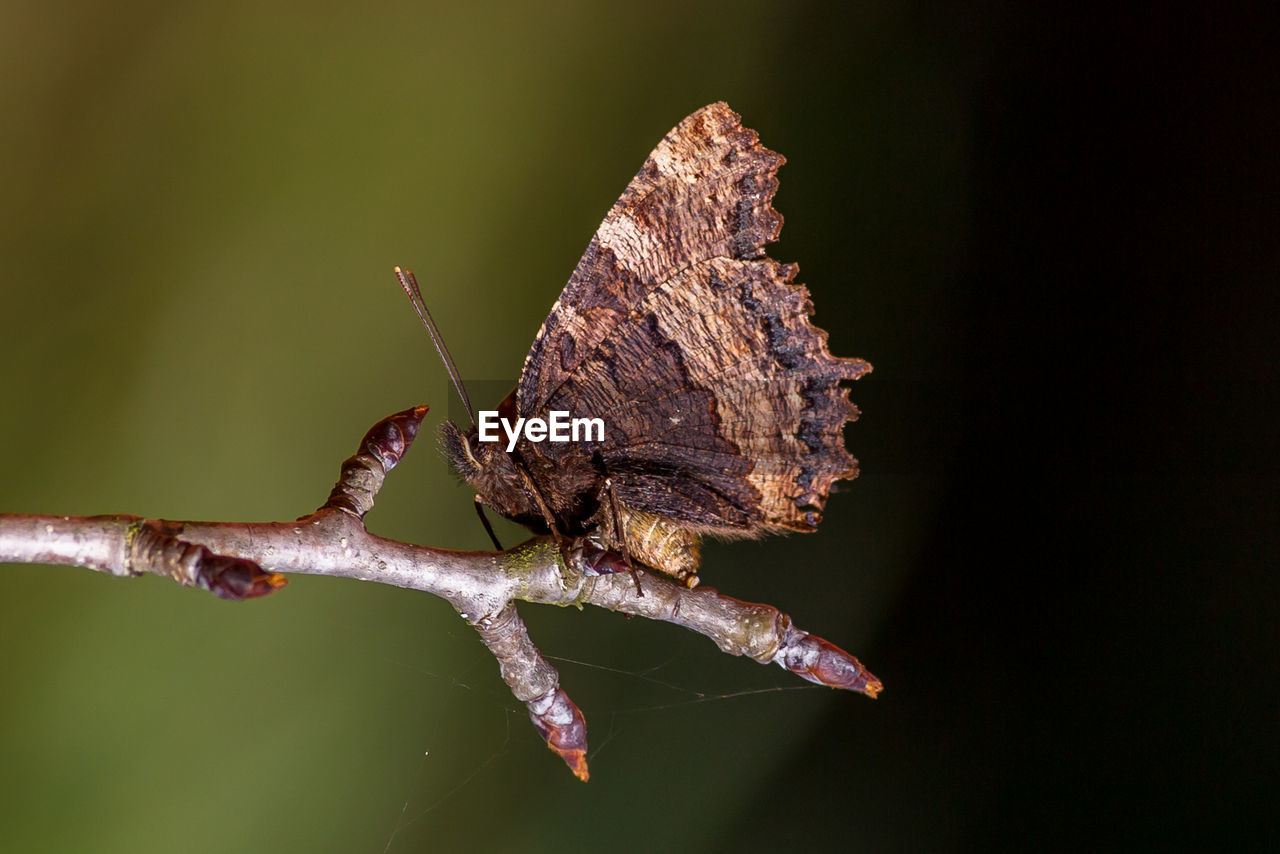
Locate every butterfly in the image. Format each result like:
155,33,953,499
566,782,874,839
399,102,870,588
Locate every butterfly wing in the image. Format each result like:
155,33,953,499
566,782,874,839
521,103,870,535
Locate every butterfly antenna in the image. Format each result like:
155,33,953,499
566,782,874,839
395,266,477,429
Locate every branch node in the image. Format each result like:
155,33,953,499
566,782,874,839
126,521,286,601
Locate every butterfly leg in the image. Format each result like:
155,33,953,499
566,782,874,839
589,479,700,589
510,458,581,573
602,477,644,596
473,495,504,551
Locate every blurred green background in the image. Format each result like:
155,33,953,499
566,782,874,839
2,1,1274,851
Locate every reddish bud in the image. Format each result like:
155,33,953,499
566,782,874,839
777,624,882,698
529,687,590,782
202,556,288,601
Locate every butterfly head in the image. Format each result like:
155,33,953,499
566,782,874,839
439,419,542,528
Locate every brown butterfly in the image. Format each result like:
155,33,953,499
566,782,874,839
399,102,870,588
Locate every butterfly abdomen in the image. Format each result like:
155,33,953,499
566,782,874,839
613,505,702,587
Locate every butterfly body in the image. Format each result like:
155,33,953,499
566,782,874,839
440,103,870,587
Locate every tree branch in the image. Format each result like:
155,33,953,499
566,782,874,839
0,406,880,780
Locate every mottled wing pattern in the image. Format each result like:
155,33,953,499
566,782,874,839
523,102,870,534
519,102,783,410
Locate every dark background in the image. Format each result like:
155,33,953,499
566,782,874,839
1,2,1273,851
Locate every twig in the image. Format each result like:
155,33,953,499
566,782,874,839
0,406,880,780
